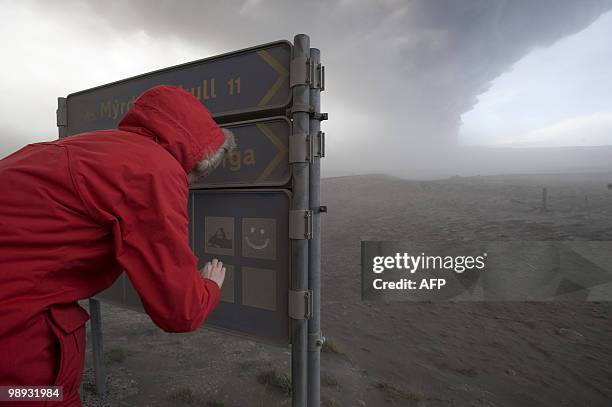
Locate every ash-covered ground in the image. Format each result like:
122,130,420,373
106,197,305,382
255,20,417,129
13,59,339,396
82,173,612,406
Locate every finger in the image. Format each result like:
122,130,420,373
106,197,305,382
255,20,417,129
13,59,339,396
221,267,226,274
211,258,219,268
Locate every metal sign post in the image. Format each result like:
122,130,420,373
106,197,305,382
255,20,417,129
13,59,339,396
308,47,325,407
56,34,324,407
88,299,107,396
289,34,310,407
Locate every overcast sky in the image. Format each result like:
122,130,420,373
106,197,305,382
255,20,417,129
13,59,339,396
460,9,612,148
1,0,611,177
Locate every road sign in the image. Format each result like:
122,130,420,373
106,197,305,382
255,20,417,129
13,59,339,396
65,41,292,136
192,117,291,188
95,189,291,345
194,189,291,345
73,35,324,405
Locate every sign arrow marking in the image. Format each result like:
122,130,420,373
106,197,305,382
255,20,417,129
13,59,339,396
256,122,288,182
256,50,289,107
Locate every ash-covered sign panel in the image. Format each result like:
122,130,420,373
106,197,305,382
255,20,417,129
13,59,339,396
191,117,290,188
191,189,290,345
96,189,291,346
65,41,292,135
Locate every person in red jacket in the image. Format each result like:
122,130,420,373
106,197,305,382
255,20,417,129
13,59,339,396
0,85,235,406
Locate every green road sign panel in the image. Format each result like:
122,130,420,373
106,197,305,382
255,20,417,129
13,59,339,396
95,189,291,346
65,41,292,135
191,117,290,188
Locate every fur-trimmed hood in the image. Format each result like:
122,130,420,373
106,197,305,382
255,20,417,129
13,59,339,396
117,85,233,173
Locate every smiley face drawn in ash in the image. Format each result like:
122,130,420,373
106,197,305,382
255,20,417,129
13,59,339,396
242,218,276,260
245,226,270,250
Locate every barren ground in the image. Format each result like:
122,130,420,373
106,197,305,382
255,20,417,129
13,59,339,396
82,173,612,406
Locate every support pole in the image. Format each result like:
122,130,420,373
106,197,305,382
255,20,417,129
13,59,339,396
307,47,323,407
56,97,68,139
89,298,107,396
291,34,310,407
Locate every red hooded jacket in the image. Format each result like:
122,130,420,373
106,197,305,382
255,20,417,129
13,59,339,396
0,85,227,405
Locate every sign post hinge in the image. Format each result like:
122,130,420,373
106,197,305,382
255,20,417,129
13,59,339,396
289,132,313,163
314,131,325,157
288,289,313,320
289,209,313,239
312,63,325,90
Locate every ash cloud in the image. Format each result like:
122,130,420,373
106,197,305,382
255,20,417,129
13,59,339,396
3,0,612,177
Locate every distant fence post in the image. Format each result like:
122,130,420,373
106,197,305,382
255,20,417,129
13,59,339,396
585,195,592,220
541,187,548,212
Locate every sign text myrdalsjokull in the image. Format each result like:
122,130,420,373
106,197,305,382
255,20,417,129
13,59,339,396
65,41,292,136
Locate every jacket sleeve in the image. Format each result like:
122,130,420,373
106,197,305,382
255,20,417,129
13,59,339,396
72,150,220,333
113,170,220,332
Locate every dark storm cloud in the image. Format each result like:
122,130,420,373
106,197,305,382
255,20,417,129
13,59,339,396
6,0,612,175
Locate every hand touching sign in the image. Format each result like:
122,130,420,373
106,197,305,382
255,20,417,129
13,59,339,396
200,258,226,288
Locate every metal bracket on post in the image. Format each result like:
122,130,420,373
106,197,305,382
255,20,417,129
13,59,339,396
308,332,326,351
313,131,325,158
311,112,328,121
289,132,313,163
291,104,312,115
320,65,325,91
290,56,312,88
289,289,313,320
289,209,313,239
311,63,325,91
